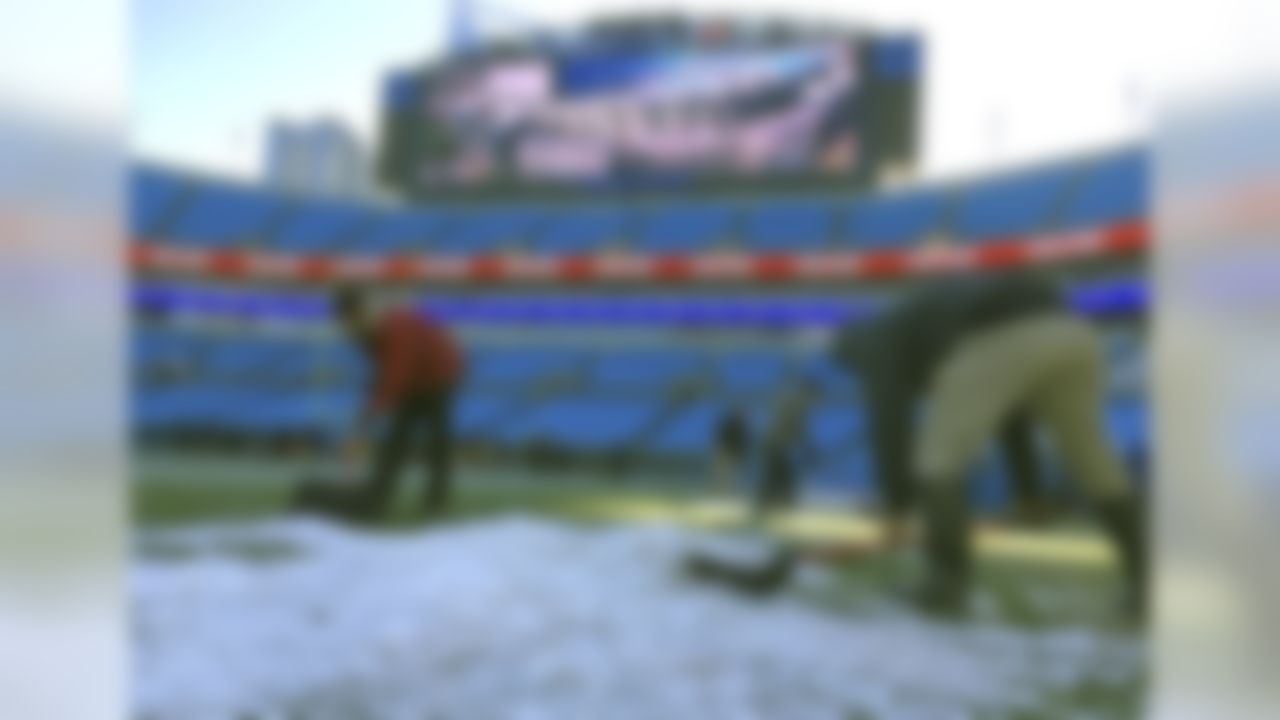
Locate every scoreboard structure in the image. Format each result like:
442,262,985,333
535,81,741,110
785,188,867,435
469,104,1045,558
378,17,920,200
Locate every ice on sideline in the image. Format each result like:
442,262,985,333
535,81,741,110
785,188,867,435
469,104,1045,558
133,517,1142,719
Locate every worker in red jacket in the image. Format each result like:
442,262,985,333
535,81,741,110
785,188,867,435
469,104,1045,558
333,284,464,519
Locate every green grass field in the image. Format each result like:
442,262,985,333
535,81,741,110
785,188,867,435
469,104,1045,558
133,452,1147,717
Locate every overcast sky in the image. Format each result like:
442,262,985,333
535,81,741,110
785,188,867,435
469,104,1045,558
131,0,1278,183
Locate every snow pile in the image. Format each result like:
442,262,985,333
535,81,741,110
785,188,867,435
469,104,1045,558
133,517,1142,719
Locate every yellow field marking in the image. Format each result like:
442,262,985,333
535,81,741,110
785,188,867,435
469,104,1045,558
569,496,1113,568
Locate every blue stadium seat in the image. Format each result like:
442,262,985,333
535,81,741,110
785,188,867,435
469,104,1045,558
129,330,358,438
456,392,521,441
435,206,542,255
132,326,207,373
286,339,366,387
808,445,874,494
246,338,327,388
645,398,764,456
273,200,370,253
207,385,302,435
713,350,791,395
180,335,364,393
495,394,667,452
133,384,188,431
743,199,834,252
533,207,627,255
130,167,188,238
634,203,733,253
1061,149,1148,228
167,182,284,248
647,400,860,462
1105,330,1147,398
798,354,858,400
358,209,452,255
649,391,852,458
133,382,223,431
168,380,356,438
1107,399,1149,460
645,399,722,456
843,189,945,248
584,349,705,394
807,404,863,454
306,385,363,440
465,347,586,389
952,165,1074,241
969,447,1015,510
202,337,294,382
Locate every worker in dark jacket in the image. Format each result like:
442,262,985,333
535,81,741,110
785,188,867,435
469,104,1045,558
754,380,818,517
832,271,1145,617
330,285,464,519
713,407,751,495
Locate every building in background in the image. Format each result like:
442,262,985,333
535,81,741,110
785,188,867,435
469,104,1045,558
265,118,376,201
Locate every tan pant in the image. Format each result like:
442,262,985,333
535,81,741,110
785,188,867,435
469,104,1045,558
915,313,1131,500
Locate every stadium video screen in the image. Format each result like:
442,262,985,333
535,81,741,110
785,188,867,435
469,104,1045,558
379,27,919,198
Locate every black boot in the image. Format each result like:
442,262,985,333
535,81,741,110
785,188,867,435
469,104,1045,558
684,546,796,598
914,483,973,617
291,477,369,521
1094,496,1148,622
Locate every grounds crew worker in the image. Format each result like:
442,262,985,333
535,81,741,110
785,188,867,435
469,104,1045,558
329,284,464,520
832,271,1145,617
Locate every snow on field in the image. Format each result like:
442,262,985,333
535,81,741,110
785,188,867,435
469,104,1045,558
133,517,1142,719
